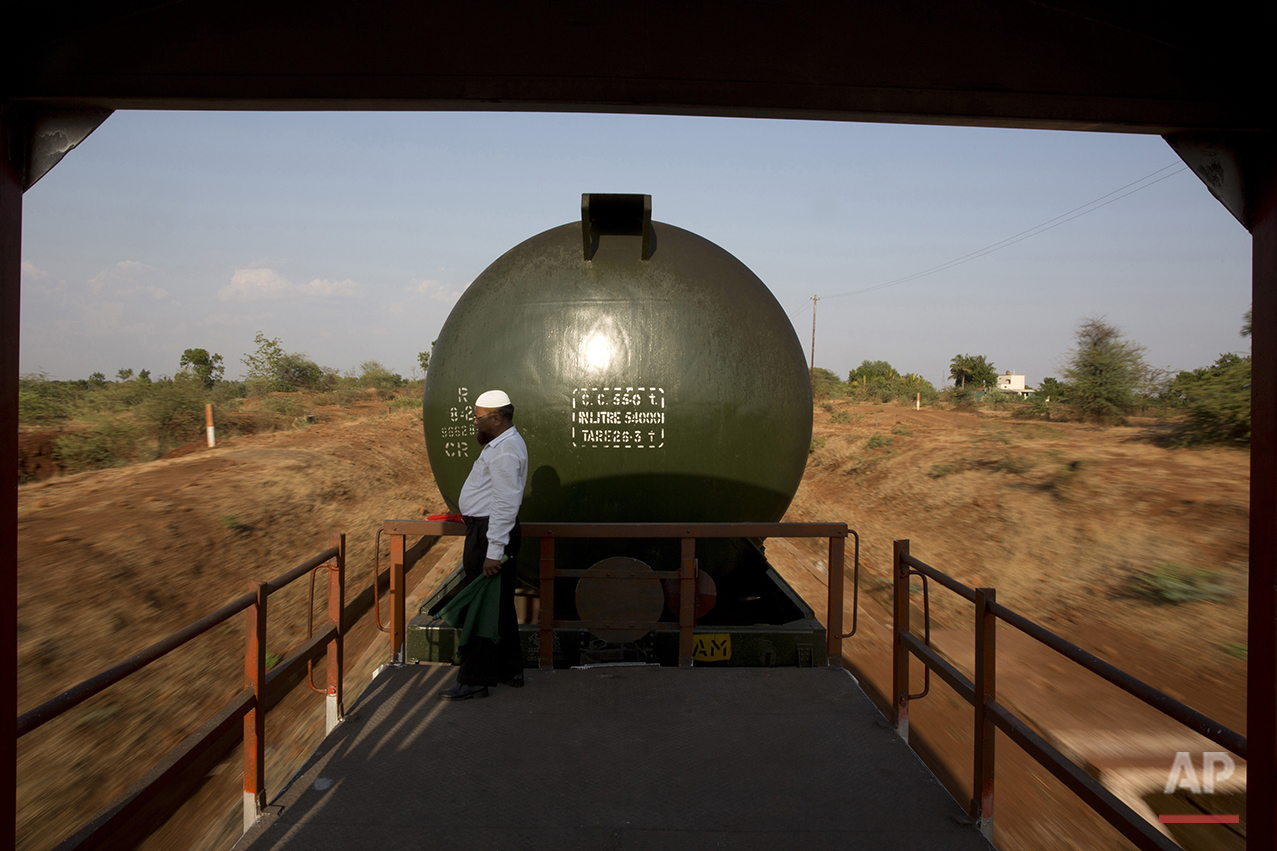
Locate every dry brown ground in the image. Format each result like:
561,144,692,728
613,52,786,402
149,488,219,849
16,398,1249,851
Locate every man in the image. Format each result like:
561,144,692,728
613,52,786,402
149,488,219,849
439,389,528,700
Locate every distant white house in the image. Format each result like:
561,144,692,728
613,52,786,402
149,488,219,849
995,371,1032,396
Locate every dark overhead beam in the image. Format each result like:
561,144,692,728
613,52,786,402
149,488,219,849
8,1,1271,136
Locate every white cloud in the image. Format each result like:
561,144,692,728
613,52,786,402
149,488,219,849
115,260,158,274
204,311,277,327
20,261,53,280
220,268,293,301
407,278,462,302
303,278,359,297
220,269,361,300
87,260,163,297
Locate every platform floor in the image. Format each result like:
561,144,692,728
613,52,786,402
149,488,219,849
235,664,993,851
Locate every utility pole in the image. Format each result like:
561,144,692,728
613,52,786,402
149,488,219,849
809,295,819,385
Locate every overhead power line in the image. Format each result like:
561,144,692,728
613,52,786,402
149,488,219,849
794,161,1189,315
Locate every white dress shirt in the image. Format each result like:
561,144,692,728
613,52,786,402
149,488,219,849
458,426,528,560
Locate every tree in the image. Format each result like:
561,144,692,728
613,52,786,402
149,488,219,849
116,368,134,381
846,360,899,402
1061,317,1147,424
949,354,997,388
417,340,436,376
137,369,152,385
810,367,843,399
243,331,326,392
88,372,107,388
243,331,285,391
1035,376,1066,401
1242,307,1252,339
275,352,324,390
358,360,402,390
847,360,899,385
179,348,225,389
1172,352,1251,446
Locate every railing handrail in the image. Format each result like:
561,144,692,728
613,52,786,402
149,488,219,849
900,549,1247,758
16,544,340,739
17,535,347,851
381,519,855,667
384,519,849,538
893,539,1246,851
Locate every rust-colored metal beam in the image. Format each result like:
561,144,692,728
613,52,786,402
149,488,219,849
1248,144,1277,851
1,106,22,848
389,532,406,663
242,581,267,832
972,588,996,841
892,539,911,742
326,533,345,733
384,519,848,539
826,533,844,660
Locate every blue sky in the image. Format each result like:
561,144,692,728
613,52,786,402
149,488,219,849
19,111,1253,388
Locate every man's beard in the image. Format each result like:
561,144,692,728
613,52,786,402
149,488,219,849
476,428,493,445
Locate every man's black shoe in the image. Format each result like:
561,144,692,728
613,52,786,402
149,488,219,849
439,683,489,701
498,674,525,688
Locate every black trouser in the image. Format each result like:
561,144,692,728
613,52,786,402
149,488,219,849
456,516,523,686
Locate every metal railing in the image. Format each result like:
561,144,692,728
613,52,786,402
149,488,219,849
16,534,346,850
891,539,1247,849
380,520,855,666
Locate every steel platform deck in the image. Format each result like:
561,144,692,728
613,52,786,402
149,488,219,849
235,664,993,851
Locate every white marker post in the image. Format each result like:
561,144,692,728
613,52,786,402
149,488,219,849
205,403,216,447
916,392,920,410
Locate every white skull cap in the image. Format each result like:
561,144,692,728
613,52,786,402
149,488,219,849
476,390,511,408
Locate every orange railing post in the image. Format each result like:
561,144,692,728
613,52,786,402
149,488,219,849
892,539,911,742
973,587,996,841
327,533,345,733
390,532,406,663
243,580,267,832
826,533,845,661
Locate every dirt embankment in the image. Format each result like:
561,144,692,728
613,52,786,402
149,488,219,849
16,400,1250,851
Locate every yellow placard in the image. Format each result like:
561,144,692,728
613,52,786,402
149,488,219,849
693,633,731,661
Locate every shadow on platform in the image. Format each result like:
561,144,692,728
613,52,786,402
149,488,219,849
236,665,992,851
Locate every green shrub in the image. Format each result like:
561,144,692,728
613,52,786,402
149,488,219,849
138,378,207,452
1131,562,1229,604
830,410,852,424
53,418,148,472
866,434,894,450
18,374,83,425
261,395,305,417
891,425,912,435
357,361,403,390
982,389,1014,411
1171,354,1250,447
1224,642,1247,660
809,436,828,453
929,464,957,478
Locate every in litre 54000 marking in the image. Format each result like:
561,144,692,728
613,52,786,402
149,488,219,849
571,387,665,448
